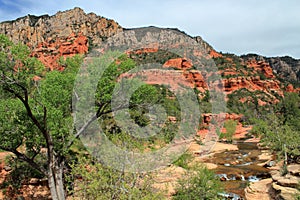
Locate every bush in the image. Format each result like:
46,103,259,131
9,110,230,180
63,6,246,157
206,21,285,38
220,119,237,143
173,152,193,169
251,113,300,163
173,165,223,200
68,157,164,200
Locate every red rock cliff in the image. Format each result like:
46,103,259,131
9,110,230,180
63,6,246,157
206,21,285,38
0,7,122,70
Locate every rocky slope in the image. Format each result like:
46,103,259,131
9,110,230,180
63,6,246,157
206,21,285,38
0,7,121,47
1,7,299,93
242,54,300,86
0,7,121,70
1,6,299,152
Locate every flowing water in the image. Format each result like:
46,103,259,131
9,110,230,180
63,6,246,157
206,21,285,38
205,139,271,199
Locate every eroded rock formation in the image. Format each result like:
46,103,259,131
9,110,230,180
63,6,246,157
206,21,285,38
0,7,121,47
0,7,121,70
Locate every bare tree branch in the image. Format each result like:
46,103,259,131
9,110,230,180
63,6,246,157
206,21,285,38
0,146,46,175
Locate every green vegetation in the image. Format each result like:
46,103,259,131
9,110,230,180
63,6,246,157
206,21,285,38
198,90,212,113
227,88,276,122
219,119,237,143
0,34,161,199
2,31,299,200
1,156,45,196
68,157,164,200
0,32,83,199
173,164,223,200
251,92,300,164
129,49,181,66
0,35,182,199
173,152,193,169
214,54,273,82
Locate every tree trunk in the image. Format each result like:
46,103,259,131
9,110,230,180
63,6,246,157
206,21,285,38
48,156,66,200
284,144,288,166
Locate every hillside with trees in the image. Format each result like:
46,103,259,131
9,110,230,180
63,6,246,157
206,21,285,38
0,8,299,200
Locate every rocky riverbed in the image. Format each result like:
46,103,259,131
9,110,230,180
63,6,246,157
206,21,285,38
195,136,300,200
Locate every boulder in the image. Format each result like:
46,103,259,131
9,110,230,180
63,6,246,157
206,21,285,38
287,164,300,176
244,178,273,200
163,58,193,69
271,170,300,188
272,182,300,200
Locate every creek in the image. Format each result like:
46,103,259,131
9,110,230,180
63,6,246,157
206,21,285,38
204,138,272,199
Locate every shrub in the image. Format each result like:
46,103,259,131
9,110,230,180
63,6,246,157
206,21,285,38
222,120,237,143
251,113,300,164
173,164,223,200
68,157,164,200
173,152,193,169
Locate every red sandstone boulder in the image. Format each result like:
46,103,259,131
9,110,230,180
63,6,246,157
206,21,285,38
163,58,193,70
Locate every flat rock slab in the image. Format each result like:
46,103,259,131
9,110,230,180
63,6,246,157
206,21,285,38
244,178,273,200
211,142,239,153
271,170,300,188
287,164,300,176
272,182,300,200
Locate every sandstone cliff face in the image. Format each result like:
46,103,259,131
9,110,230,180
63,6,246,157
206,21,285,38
0,7,122,70
31,33,89,70
1,7,299,94
0,7,122,48
244,59,275,79
163,58,193,70
223,76,282,96
214,53,287,104
122,68,208,93
241,54,300,85
125,48,208,93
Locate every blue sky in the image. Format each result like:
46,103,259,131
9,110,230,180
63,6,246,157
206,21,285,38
0,0,300,58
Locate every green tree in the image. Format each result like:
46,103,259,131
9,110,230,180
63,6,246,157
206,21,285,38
251,112,300,165
223,119,237,143
278,92,300,130
0,34,176,199
0,34,87,199
0,41,115,199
